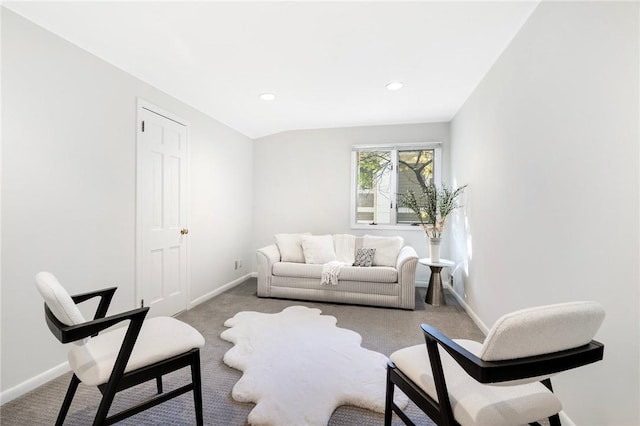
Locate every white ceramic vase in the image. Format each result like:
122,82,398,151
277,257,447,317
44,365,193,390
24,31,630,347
429,237,441,262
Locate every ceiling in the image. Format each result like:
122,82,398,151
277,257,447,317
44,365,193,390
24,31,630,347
4,1,539,139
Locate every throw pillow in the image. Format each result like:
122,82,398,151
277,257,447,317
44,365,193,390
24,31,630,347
275,233,311,263
362,235,404,267
353,248,376,267
301,235,337,264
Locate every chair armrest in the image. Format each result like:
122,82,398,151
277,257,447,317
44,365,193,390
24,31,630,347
44,304,149,344
421,324,486,380
47,303,153,392
421,324,605,384
72,286,118,320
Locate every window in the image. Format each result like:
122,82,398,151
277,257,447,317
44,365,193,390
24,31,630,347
351,143,441,228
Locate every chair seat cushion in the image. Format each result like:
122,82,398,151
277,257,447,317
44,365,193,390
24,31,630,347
68,317,205,386
389,340,562,426
272,262,398,283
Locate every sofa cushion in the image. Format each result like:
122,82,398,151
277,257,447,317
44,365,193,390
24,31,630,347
363,235,404,267
271,277,400,296
275,233,310,263
301,235,337,264
272,262,397,283
273,262,323,279
339,266,397,283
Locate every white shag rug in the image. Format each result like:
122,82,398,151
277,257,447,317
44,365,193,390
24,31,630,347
220,305,408,426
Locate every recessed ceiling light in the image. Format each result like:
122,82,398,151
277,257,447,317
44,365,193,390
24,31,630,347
259,93,276,101
386,82,404,91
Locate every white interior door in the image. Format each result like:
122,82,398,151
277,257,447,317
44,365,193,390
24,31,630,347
137,101,189,317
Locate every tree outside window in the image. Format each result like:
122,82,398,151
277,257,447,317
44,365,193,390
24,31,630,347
354,145,440,226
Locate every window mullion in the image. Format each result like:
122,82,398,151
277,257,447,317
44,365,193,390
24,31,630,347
390,149,398,225
433,147,442,188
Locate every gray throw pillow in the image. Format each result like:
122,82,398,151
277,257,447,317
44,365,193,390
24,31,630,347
353,248,376,267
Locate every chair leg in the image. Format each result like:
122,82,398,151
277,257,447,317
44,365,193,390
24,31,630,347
190,350,204,426
156,376,163,394
93,384,117,426
56,374,81,426
384,366,395,426
541,379,562,426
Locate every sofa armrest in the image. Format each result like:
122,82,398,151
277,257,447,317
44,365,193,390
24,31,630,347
257,244,281,265
256,244,281,297
396,245,419,309
396,245,418,270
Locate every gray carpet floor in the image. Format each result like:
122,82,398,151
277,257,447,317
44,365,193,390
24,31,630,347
1,279,486,425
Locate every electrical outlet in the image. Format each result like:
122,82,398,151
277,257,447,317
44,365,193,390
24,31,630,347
238,259,243,269
234,260,238,270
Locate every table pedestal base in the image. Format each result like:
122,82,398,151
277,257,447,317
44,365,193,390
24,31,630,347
425,266,445,306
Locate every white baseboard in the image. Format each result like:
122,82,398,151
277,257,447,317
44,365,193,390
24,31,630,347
415,279,428,288
559,411,576,426
188,273,252,309
443,282,490,334
1,362,69,405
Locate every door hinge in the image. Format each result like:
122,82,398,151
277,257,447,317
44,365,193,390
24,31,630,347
141,120,145,132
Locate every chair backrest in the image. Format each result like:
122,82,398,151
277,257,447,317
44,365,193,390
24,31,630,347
479,301,605,361
35,272,88,345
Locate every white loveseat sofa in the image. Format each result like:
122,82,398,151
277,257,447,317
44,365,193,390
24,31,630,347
256,234,419,310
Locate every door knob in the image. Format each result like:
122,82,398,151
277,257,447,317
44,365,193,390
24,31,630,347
180,229,189,235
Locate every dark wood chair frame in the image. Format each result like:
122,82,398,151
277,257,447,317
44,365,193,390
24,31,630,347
385,323,604,426
42,286,204,426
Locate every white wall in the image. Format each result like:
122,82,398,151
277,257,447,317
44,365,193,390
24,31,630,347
253,122,450,283
1,9,253,396
0,7,4,394
450,2,639,424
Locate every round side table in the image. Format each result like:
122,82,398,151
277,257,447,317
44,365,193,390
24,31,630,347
419,258,455,306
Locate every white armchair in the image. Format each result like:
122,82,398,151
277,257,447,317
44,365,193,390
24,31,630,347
35,272,206,426
386,301,605,425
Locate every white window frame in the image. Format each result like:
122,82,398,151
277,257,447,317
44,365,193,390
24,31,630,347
350,142,442,230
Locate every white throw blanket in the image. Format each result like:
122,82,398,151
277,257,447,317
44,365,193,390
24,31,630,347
321,261,349,285
321,234,357,285
333,234,356,264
